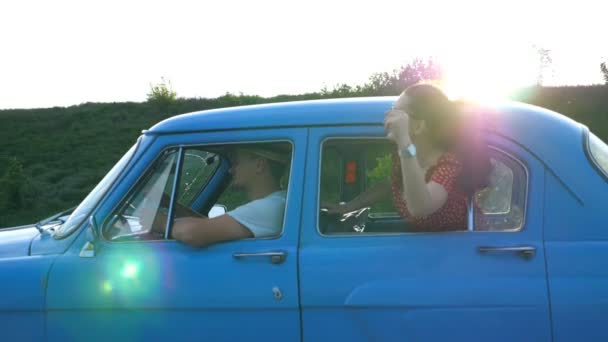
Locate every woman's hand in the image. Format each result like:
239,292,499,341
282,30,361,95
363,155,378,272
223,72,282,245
384,109,411,147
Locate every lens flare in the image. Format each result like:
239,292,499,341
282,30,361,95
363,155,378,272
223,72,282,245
102,281,113,293
121,262,139,279
438,42,538,102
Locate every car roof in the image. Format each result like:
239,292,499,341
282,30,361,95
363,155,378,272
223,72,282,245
147,97,394,133
147,96,585,178
147,96,583,146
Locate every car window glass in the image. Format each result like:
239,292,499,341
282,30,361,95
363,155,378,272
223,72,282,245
319,140,527,235
319,139,405,235
105,142,292,242
475,158,513,214
473,149,526,231
588,132,608,177
105,148,179,241
176,150,221,206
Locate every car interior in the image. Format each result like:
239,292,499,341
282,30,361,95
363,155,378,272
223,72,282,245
318,139,526,234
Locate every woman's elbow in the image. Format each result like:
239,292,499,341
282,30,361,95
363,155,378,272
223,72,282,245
406,198,441,217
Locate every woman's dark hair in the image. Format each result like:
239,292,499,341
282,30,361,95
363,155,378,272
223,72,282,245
397,83,491,196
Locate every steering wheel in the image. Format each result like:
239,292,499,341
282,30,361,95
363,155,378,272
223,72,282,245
339,207,370,233
320,207,370,233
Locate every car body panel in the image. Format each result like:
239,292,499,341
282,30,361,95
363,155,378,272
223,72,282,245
299,125,551,341
0,226,39,258
0,225,54,341
45,128,308,341
543,157,608,341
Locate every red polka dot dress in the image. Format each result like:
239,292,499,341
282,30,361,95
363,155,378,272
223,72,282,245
391,152,467,231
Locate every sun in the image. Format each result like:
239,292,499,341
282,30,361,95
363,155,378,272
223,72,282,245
438,44,538,102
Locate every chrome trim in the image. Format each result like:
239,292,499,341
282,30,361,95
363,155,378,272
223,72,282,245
165,146,184,240
467,198,474,232
478,245,536,259
233,250,287,264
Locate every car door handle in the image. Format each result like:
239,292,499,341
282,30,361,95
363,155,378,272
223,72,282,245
233,251,287,264
478,245,536,260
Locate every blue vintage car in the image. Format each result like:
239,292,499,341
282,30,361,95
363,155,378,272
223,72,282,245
1,97,607,341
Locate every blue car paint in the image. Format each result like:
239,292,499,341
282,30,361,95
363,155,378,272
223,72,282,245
542,136,608,342
299,126,551,341
0,226,39,258
0,226,54,341
0,97,605,341
45,128,308,341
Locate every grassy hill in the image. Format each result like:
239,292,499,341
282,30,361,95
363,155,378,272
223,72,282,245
0,86,607,227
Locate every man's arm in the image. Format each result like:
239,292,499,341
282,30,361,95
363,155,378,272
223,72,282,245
171,215,253,247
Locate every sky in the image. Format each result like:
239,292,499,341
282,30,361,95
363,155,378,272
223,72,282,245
0,0,606,109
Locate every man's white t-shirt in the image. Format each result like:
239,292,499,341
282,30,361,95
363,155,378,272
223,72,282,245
227,190,286,238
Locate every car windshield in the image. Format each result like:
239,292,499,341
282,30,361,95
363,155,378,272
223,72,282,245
54,143,138,239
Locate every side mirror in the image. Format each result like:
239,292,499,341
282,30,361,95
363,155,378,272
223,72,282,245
208,204,227,218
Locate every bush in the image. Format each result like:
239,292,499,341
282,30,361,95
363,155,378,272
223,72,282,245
147,77,177,114
0,157,28,210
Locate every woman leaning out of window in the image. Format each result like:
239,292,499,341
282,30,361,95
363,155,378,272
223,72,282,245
325,83,491,231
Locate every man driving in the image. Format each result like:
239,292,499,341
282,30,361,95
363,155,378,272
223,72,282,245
161,144,289,247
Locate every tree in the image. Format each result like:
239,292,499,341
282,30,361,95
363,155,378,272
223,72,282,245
0,157,28,210
534,46,553,85
601,61,608,84
397,58,443,89
362,57,444,96
147,77,177,114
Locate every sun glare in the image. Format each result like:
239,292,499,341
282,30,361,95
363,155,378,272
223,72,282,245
121,262,140,279
439,44,538,102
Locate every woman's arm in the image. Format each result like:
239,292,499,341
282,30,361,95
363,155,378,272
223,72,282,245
385,109,449,217
397,154,448,217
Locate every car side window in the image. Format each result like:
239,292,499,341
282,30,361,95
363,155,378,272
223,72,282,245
319,138,406,235
587,131,608,179
105,148,183,240
104,142,292,242
176,150,221,207
473,148,527,231
318,139,527,235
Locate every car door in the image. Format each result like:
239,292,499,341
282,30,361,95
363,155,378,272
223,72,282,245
543,130,608,342
45,128,306,341
300,125,551,341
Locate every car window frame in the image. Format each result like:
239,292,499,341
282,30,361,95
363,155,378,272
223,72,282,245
102,139,295,244
316,137,530,236
101,146,180,241
472,146,529,232
583,127,608,182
